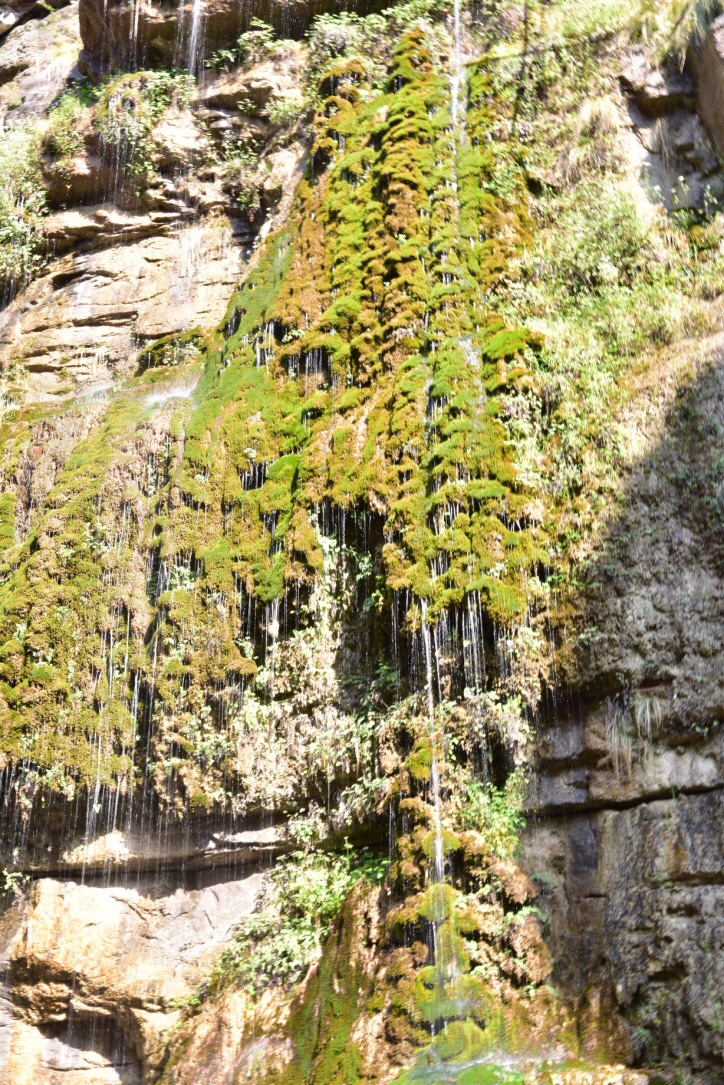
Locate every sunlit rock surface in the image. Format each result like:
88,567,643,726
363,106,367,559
0,220,242,403
0,872,262,1081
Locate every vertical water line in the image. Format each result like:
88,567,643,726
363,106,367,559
420,600,445,889
450,0,463,129
188,0,205,78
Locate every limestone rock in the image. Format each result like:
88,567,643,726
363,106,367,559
669,110,720,175
0,218,242,402
42,151,124,209
565,346,724,726
0,0,69,42
523,789,724,1075
619,54,696,116
523,331,724,1077
0,872,263,1082
0,2,80,124
80,0,311,74
260,145,303,206
695,14,724,157
78,0,380,76
151,107,212,172
197,42,306,112
43,205,184,253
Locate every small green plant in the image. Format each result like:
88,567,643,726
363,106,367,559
1,867,23,895
456,772,526,860
222,147,263,217
199,847,387,1001
0,123,46,293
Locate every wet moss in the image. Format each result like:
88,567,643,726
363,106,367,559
0,27,547,806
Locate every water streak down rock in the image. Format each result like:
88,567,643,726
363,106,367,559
78,0,384,75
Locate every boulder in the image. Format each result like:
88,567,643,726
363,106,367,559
669,110,720,175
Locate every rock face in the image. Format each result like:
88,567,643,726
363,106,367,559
619,51,724,211
524,341,724,1082
0,0,68,42
0,219,242,402
620,55,696,116
0,871,263,1083
78,0,378,75
0,2,80,125
524,787,724,1079
693,15,724,157
0,2,309,407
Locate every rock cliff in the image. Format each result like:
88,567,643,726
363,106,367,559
0,2,721,1085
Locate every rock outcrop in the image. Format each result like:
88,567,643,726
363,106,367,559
0,220,242,402
0,871,263,1082
0,0,68,42
620,52,723,211
525,335,724,1081
692,14,724,158
78,0,379,76
0,3,309,407
0,2,80,125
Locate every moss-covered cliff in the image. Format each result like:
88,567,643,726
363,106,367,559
0,2,721,1084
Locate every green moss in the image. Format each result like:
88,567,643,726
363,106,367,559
0,23,548,806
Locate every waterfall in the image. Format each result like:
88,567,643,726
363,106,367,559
421,601,445,890
450,0,463,128
187,0,205,77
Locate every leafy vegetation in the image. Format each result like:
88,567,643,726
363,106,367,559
95,70,194,182
455,772,526,860
44,89,88,168
195,847,388,1001
481,0,724,609
0,124,46,294
206,18,281,70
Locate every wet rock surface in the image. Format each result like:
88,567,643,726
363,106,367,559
0,220,242,402
0,2,80,124
524,789,724,1083
0,2,308,407
78,0,379,74
526,340,724,1081
0,871,263,1082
